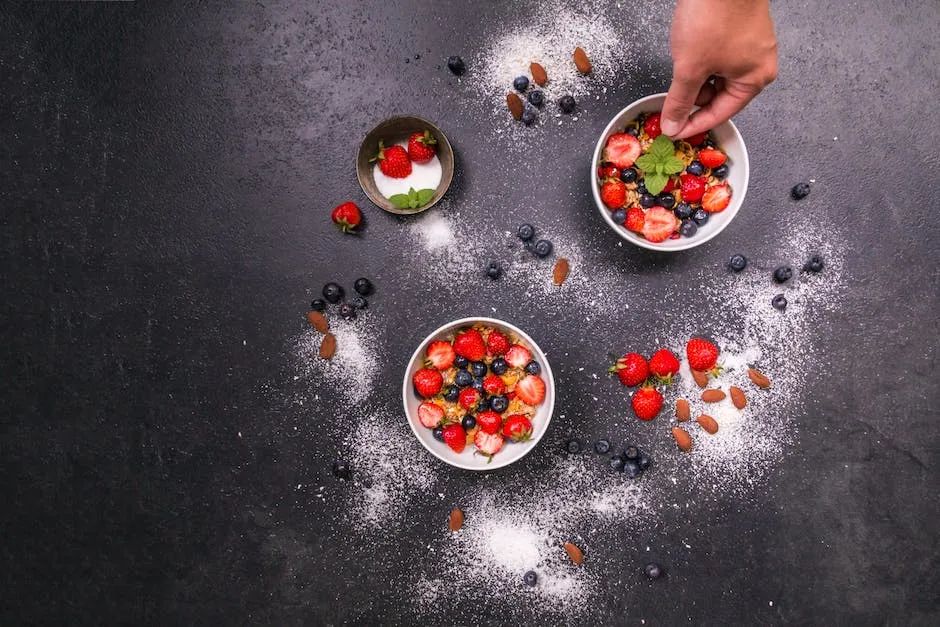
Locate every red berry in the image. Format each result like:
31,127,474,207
504,344,532,368
648,349,680,382
407,130,437,164
442,423,466,453
515,374,546,406
612,352,649,387
426,340,455,370
501,414,533,442
698,148,727,169
476,410,502,434
374,141,412,178
486,330,510,356
330,202,362,233
625,207,645,233
603,133,641,168
643,112,662,139
702,183,732,213
663,176,677,193
412,368,443,398
685,131,708,146
417,401,444,428
474,430,504,457
482,374,506,396
458,387,481,411
686,337,719,371
453,329,486,361
597,164,620,179
641,206,680,243
631,387,663,421
601,179,627,209
679,173,706,203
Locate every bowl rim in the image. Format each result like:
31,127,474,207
590,92,750,252
401,316,556,471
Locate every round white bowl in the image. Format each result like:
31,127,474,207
402,317,555,471
591,92,749,251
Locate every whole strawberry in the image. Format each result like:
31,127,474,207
611,352,648,387
454,328,486,362
407,130,437,164
482,374,506,396
331,201,362,233
648,349,680,383
486,330,510,356
442,423,466,453
502,414,533,441
686,337,720,372
631,386,663,421
373,141,412,178
476,410,502,434
413,368,443,398
600,179,627,209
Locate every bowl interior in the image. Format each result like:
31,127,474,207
592,93,749,251
402,317,555,471
357,116,454,215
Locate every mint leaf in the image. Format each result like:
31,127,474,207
645,172,668,196
649,134,675,158
389,193,412,209
655,162,667,175
663,156,686,174
635,154,657,172
416,188,436,204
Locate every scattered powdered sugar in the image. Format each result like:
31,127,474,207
292,316,381,405
408,210,456,252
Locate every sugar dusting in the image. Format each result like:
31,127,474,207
292,316,381,405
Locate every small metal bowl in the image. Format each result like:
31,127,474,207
356,115,455,215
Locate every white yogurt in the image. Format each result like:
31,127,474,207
373,140,443,198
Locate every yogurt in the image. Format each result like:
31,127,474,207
373,140,442,198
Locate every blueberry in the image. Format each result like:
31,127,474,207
527,90,544,107
566,439,582,454
442,385,459,403
525,361,541,375
455,370,473,388
704,137,716,148
310,298,326,312
523,570,538,586
517,223,535,241
472,377,485,392
490,395,509,413
692,208,709,225
332,460,351,480
791,182,811,200
533,239,553,258
729,254,747,272
447,55,466,76
679,219,698,237
521,107,538,126
773,265,793,283
462,414,477,430
639,193,656,208
594,439,611,454
674,203,692,220
804,254,824,273
645,562,663,580
713,164,729,179
558,95,576,114
686,160,705,176
491,357,508,375
623,459,643,478
432,426,445,441
637,449,652,470
656,193,676,209
772,294,788,311
352,296,368,309
470,362,487,378
619,168,637,183
623,446,639,460
611,208,627,225
610,455,625,471
339,303,357,319
454,355,469,369
637,182,648,194
486,260,503,280
626,126,639,137
476,398,489,413
353,277,373,296
322,282,343,303
513,75,530,91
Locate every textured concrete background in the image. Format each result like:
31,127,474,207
1,1,938,624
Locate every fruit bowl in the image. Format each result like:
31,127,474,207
402,317,555,471
591,92,749,251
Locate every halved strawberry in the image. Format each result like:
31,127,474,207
486,330,510,356
459,387,481,411
600,179,627,209
504,344,532,368
442,424,466,453
453,328,486,361
679,173,706,203
698,148,726,169
482,374,506,396
702,183,732,213
643,112,662,138
417,401,445,428
597,164,620,179
625,207,645,233
501,414,533,441
476,410,502,434
603,133,641,169
426,340,455,370
474,430,504,457
515,374,546,406
641,207,680,243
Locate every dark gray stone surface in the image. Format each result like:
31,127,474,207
1,1,938,624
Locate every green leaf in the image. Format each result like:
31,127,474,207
635,154,657,172
663,156,686,174
416,188,436,204
655,162,666,175
389,193,412,209
645,172,668,196
649,134,675,158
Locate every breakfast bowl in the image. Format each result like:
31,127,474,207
402,317,555,471
591,92,749,251
357,115,455,215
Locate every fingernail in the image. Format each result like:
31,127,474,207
660,118,681,137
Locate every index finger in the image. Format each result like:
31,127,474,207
661,70,708,137
674,82,759,139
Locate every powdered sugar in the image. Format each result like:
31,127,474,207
292,316,381,405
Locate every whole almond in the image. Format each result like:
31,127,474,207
530,62,548,86
730,386,747,409
697,414,719,434
507,92,524,120
573,47,592,74
449,508,464,532
691,369,709,388
676,398,691,422
319,332,336,359
701,389,726,403
305,310,329,333
748,368,772,389
553,257,570,286
672,427,692,452
564,541,584,565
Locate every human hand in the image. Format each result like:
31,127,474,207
661,0,778,139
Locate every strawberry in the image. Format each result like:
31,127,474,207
685,131,708,146
686,337,719,372
442,423,466,453
679,173,706,203
459,387,481,411
483,374,506,396
663,176,677,193
603,133,641,169
476,410,502,434
453,329,486,361
702,183,732,213
625,207,645,233
641,206,680,243
413,368,443,398
631,386,663,421
611,352,649,387
597,164,620,179
407,130,437,164
486,330,510,356
698,148,726,169
417,401,445,428
600,179,627,209
426,340,455,370
502,414,533,441
504,344,532,368
372,141,412,178
515,374,546,406
643,112,662,139
648,349,680,382
330,202,362,233
474,430,504,457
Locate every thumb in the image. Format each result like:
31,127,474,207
661,71,706,137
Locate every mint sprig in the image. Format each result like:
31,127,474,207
635,135,685,196
388,187,436,210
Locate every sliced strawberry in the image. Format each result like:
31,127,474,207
698,148,726,169
702,183,732,213
515,374,546,406
459,387,481,411
597,164,620,179
685,131,708,146
641,206,680,243
417,401,445,428
482,374,506,396
474,430,504,457
625,207,645,233
603,133,641,169
486,330,510,356
426,340,455,370
644,112,662,138
442,423,466,453
453,328,486,361
679,173,706,203
504,344,532,368
501,414,533,441
476,410,502,434
600,179,627,209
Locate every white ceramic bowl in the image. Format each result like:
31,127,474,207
402,317,555,471
591,92,749,251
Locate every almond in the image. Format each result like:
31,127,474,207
449,508,464,532
573,47,592,74
305,310,329,333
553,257,570,286
675,398,691,422
672,427,692,452
530,62,548,86
507,92,524,120
730,386,747,409
701,389,726,403
563,541,584,565
319,332,336,359
748,368,772,389
691,369,709,388
696,414,719,434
